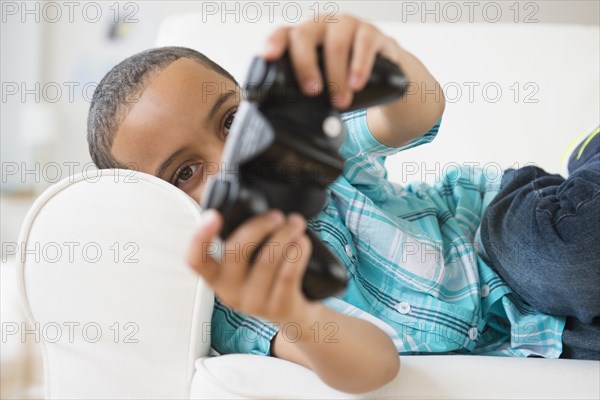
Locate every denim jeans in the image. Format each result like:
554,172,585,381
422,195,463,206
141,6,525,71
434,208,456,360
480,137,600,360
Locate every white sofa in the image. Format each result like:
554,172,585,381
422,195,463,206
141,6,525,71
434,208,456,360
15,170,600,399
11,12,600,400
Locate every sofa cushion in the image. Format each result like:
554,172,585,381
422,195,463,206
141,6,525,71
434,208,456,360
190,353,600,399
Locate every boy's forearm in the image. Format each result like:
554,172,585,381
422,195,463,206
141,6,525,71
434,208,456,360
367,47,445,148
271,303,399,394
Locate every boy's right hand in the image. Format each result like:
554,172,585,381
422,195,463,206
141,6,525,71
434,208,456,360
187,209,316,325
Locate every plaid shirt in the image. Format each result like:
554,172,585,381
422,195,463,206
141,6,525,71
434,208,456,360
211,109,566,358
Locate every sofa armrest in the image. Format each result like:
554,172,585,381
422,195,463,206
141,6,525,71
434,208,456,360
17,169,214,399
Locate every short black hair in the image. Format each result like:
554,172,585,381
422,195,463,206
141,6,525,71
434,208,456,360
87,46,237,169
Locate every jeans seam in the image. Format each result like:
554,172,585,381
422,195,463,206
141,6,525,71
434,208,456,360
549,190,600,227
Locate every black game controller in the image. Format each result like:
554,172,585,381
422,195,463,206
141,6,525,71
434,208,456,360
201,48,408,300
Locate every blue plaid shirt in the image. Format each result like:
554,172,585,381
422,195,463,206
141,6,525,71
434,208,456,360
211,109,566,358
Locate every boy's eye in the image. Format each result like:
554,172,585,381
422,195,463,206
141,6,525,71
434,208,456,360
174,163,201,186
223,109,237,137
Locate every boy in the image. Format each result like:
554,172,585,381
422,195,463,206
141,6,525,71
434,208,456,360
87,15,599,393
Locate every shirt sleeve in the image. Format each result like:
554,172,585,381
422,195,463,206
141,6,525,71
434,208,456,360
339,109,441,187
210,297,280,356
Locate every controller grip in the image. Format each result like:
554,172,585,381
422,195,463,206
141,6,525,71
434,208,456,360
302,229,348,300
249,48,408,114
202,179,347,300
347,53,409,111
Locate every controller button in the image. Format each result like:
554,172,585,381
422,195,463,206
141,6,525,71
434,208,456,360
323,116,343,138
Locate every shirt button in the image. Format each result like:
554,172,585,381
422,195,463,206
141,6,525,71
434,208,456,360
396,302,411,315
481,284,490,298
344,244,353,257
468,327,478,341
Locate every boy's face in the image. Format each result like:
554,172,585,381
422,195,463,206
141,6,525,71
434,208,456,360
111,58,240,203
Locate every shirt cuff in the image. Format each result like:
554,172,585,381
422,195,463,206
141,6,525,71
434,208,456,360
342,109,442,157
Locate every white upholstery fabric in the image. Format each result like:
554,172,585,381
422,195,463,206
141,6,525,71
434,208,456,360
17,170,214,399
190,354,600,399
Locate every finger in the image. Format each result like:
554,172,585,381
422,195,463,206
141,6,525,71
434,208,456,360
219,210,285,287
261,26,290,61
379,36,403,65
288,23,326,95
241,214,307,314
187,209,223,285
349,23,383,92
324,18,359,109
268,233,312,319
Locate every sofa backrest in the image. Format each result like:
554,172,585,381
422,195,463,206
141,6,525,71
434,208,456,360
16,169,213,399
156,15,600,179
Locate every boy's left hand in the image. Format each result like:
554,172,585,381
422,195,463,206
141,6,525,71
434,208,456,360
261,14,404,110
